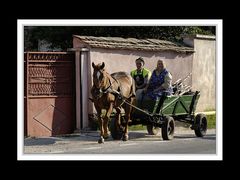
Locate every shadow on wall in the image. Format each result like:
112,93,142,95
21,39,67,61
51,62,76,136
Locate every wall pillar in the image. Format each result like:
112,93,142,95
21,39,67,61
68,48,89,132
75,51,81,131
80,50,89,129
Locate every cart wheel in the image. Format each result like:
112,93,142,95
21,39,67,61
194,113,207,137
110,117,124,140
147,125,160,135
162,116,175,140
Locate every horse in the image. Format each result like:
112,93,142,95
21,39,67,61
91,62,135,143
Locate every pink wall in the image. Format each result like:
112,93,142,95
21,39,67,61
89,48,193,86
88,48,193,113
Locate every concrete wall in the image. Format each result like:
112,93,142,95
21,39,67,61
191,37,216,111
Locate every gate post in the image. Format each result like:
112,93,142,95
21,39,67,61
75,51,81,132
69,48,90,132
80,50,90,129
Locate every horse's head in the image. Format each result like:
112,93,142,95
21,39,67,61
92,62,108,91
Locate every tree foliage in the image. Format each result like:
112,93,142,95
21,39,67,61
24,26,215,51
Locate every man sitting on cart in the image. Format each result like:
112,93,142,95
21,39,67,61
131,57,151,105
143,59,173,100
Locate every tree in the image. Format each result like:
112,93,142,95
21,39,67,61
24,26,215,51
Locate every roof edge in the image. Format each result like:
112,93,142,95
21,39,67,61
73,35,195,53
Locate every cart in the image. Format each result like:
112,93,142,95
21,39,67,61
110,90,208,140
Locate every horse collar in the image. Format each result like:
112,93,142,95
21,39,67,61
103,76,121,96
101,79,113,93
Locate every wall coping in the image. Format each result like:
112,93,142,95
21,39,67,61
182,34,216,40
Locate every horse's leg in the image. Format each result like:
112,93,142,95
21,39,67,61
122,98,133,141
103,102,113,139
96,106,104,143
115,107,122,131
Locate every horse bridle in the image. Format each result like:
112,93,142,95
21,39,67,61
94,74,121,99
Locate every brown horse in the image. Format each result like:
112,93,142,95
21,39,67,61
91,62,135,143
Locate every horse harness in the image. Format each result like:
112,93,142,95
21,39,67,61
93,74,122,100
90,73,136,111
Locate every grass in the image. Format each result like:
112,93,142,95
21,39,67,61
206,113,216,129
128,124,146,131
91,122,147,131
204,108,216,112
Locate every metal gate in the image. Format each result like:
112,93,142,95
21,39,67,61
24,52,75,137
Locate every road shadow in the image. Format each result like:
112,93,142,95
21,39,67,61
75,131,149,142
24,137,60,146
60,131,149,142
174,133,216,140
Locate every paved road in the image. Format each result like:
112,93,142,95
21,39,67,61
24,128,216,154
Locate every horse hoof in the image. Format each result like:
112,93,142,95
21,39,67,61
103,131,110,139
122,135,129,141
103,134,109,139
98,137,104,144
